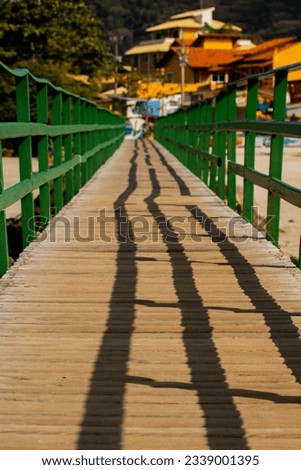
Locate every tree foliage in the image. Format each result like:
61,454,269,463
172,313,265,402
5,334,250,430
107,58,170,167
0,0,112,75
0,0,113,124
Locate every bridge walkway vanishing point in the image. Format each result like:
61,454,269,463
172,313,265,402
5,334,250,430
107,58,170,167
0,139,301,450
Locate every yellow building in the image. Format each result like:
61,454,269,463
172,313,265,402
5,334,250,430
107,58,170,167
125,38,174,75
273,42,301,104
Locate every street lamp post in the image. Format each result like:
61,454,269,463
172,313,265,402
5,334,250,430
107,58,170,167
114,38,119,95
178,34,189,107
110,35,123,95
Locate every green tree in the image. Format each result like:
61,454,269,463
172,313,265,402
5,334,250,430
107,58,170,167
0,0,111,75
0,1,114,124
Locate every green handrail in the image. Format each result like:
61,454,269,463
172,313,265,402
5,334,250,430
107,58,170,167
155,61,301,268
0,61,124,276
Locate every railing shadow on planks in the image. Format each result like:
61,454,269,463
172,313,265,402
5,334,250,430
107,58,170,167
155,62,301,269
0,61,125,276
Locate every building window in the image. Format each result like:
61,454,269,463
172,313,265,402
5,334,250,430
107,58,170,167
194,70,204,83
133,56,139,69
153,53,160,67
166,71,174,83
211,72,226,83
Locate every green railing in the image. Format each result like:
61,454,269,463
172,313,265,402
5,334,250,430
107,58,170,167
155,62,301,268
0,62,124,276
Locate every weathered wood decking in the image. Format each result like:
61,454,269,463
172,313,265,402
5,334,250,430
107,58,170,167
0,139,301,450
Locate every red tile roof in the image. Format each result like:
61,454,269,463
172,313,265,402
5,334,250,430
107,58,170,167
239,37,296,66
185,48,241,68
243,36,296,57
161,36,297,70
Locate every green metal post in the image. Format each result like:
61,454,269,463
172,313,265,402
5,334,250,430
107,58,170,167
96,108,102,167
37,82,51,227
243,77,258,223
202,100,212,186
198,102,205,180
217,92,227,200
80,101,88,186
0,141,9,276
87,104,94,179
193,106,200,176
210,96,220,193
184,110,188,167
63,94,74,203
73,98,81,194
192,107,198,175
179,111,184,163
194,105,202,178
91,106,98,173
186,108,193,173
179,110,184,164
266,70,287,245
16,73,35,247
52,90,63,213
227,85,237,210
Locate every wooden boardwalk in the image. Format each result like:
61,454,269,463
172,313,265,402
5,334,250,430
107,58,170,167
0,139,301,450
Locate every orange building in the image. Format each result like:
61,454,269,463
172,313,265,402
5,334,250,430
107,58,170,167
159,38,243,88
